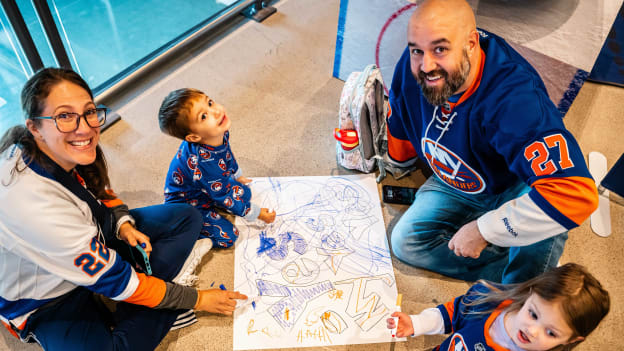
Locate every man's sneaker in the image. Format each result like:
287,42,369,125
170,309,197,330
173,239,213,286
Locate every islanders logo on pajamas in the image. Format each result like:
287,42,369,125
187,154,198,170
226,151,231,160
172,170,184,185
232,185,244,201
218,159,227,171
209,211,221,220
193,168,202,181
211,182,222,192
224,197,233,208
199,148,211,160
421,138,485,194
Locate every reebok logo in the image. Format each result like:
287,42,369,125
502,217,518,237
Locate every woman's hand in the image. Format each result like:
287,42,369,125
236,176,252,185
118,222,152,257
258,208,276,223
195,289,248,315
386,311,414,338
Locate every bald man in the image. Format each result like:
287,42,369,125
387,0,598,283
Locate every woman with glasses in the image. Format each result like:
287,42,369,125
0,68,246,350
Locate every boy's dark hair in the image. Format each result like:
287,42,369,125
158,88,205,140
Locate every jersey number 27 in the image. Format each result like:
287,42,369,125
524,133,574,176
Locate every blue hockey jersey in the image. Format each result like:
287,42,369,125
387,29,598,247
435,284,513,351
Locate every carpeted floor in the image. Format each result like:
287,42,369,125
1,0,621,350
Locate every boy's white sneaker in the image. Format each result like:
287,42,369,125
172,238,213,286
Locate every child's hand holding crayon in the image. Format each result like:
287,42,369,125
195,289,248,315
386,311,414,338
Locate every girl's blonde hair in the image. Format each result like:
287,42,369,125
468,263,609,350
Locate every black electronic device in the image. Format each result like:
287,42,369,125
382,185,418,205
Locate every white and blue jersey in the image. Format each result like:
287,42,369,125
387,29,598,247
0,147,182,340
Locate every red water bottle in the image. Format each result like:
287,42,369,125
334,128,359,150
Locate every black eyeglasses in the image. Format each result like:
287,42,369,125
32,107,107,133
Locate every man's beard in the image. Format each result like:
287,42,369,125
414,50,471,106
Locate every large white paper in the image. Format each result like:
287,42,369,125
233,175,401,349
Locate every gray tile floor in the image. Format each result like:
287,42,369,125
1,0,621,350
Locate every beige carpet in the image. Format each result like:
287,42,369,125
1,0,621,350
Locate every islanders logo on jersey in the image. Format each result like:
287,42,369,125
218,159,227,171
447,334,468,351
211,182,223,192
421,138,486,194
224,197,234,208
226,151,232,160
232,185,244,201
172,170,184,185
187,154,198,170
198,148,211,160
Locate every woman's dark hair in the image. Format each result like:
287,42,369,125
158,88,205,140
0,67,113,199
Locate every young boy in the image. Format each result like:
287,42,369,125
159,88,275,250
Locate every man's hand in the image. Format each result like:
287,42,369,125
448,220,488,259
236,176,252,185
258,208,276,223
119,222,152,257
195,289,248,315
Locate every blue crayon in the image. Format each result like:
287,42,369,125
140,243,146,249
219,284,227,290
251,301,256,310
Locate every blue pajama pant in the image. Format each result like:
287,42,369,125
20,203,202,351
199,208,239,248
391,176,567,284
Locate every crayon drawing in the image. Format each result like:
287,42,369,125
233,175,401,350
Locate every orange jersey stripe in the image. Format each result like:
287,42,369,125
387,126,417,162
100,198,124,208
443,300,455,333
531,176,598,225
124,273,167,308
100,189,124,208
484,300,512,350
446,48,486,112
2,321,18,339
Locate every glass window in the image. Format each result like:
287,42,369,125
46,0,239,90
1,0,243,136
0,6,31,133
